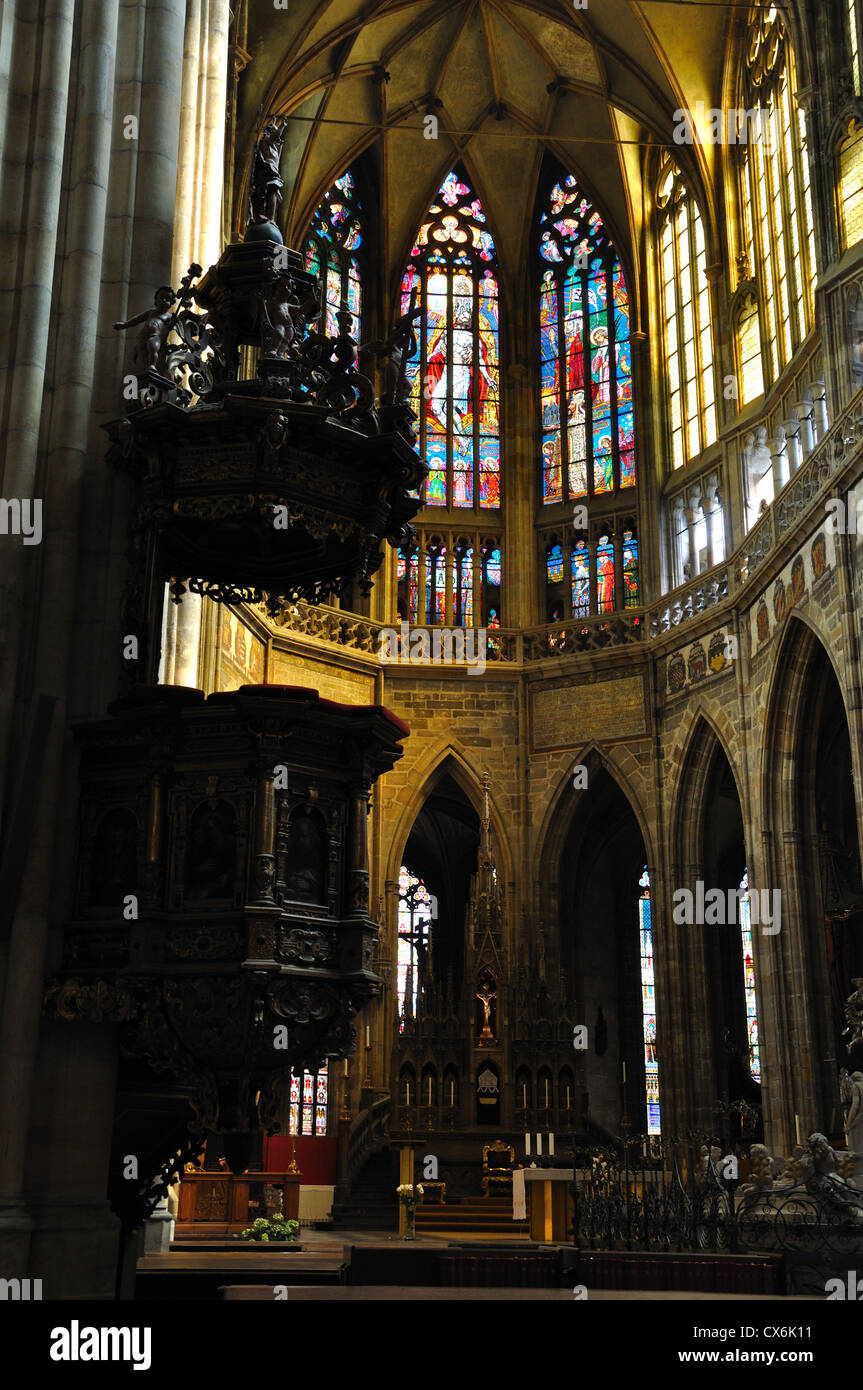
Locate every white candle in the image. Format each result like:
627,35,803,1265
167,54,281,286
343,1058,348,1077
427,1076,432,1105
566,1086,571,1109
522,1083,527,1106
544,1078,549,1107
795,1114,802,1146
536,1133,543,1156
449,1080,455,1104
365,1025,370,1048
549,1133,555,1156
525,1133,531,1156
622,1061,627,1084
406,1081,411,1104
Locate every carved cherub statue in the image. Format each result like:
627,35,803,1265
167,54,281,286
113,285,175,373
258,268,298,358
741,1142,785,1197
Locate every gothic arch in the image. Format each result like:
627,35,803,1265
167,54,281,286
670,708,747,873
758,612,863,1141
760,612,855,846
534,742,654,923
391,155,510,319
383,743,514,893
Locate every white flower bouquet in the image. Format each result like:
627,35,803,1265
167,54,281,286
396,1182,424,1208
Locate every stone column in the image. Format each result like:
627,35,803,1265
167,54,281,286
771,427,790,494
0,0,76,799
23,1021,121,1300
173,0,232,282
0,0,119,1279
0,0,17,175
0,0,189,1291
170,585,203,687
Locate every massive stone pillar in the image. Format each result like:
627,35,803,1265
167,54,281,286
0,0,190,1290
0,0,76,805
159,0,231,688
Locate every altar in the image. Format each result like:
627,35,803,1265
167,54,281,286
176,1171,302,1235
518,1168,575,1243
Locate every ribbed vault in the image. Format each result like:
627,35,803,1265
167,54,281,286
232,0,736,286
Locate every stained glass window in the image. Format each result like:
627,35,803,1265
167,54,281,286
839,118,863,251
656,160,716,470
303,168,363,344
595,534,615,614
572,540,590,618
426,543,447,624
736,293,764,405
544,527,638,621
481,543,501,626
402,169,500,511
289,1061,328,1137
739,869,761,1083
850,0,862,97
546,543,564,585
739,7,815,382
639,866,660,1136
539,171,634,503
397,534,502,626
397,866,435,1028
622,531,639,608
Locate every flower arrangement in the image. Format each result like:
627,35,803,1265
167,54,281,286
396,1182,424,1208
396,1183,424,1240
239,1211,300,1242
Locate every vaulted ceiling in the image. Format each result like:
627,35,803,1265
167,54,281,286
234,0,739,301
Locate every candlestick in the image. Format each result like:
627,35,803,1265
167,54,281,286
544,1078,549,1107
622,1060,627,1084
449,1080,455,1105
406,1081,411,1105
427,1076,432,1105
566,1086,571,1109
522,1083,527,1107
343,1058,349,1077
365,1025,370,1048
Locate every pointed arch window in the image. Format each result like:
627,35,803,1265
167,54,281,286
735,292,764,405
739,869,761,1082
656,159,716,470
639,866,660,1136
397,866,435,1028
539,171,634,503
401,169,500,511
838,117,863,252
849,0,862,97
303,169,364,341
739,6,816,381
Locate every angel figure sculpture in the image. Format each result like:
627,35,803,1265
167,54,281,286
113,285,175,373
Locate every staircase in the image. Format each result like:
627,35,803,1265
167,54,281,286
331,1147,397,1230
416,1196,528,1238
